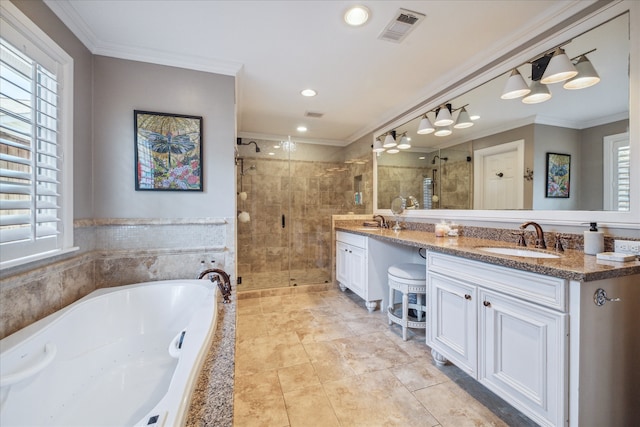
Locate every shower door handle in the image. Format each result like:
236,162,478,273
282,214,286,228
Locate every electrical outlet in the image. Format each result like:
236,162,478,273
614,239,640,255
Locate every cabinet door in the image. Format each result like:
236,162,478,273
336,241,350,287
348,245,366,298
428,271,477,377
479,289,567,427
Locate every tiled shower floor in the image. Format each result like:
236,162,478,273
233,286,537,426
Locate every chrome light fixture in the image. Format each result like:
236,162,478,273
383,131,397,148
396,133,411,149
501,69,531,99
453,107,474,129
434,104,454,126
563,55,600,89
522,80,551,104
541,48,577,84
417,115,435,134
372,137,385,153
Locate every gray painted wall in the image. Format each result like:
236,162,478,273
92,56,235,218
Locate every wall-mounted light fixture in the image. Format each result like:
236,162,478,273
373,131,412,154
383,130,397,148
501,47,599,103
415,103,475,137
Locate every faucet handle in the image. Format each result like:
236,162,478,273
512,231,527,247
554,233,569,252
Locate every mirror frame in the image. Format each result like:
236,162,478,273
373,0,638,231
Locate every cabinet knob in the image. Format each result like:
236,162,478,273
483,300,491,307
464,294,471,300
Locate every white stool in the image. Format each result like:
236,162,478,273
387,263,427,341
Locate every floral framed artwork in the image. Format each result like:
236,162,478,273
134,110,203,191
545,152,570,198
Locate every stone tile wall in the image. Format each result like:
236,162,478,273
0,218,234,339
237,158,372,279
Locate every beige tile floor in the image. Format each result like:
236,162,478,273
233,287,536,427
238,269,332,292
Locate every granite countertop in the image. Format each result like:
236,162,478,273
336,226,640,282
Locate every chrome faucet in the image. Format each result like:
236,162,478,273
520,221,547,249
373,215,388,228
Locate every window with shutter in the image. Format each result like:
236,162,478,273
603,132,630,212
1,3,74,268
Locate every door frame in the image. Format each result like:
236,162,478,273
473,140,525,209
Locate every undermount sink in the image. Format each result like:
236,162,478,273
477,247,561,259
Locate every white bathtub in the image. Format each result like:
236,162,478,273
0,279,218,427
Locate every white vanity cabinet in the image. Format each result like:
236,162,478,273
336,231,378,312
427,252,568,427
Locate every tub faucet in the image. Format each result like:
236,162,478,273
198,268,232,303
373,215,388,228
520,221,547,249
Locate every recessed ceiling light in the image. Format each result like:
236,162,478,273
300,89,317,97
470,115,480,121
297,126,308,132
268,152,275,156
344,5,370,26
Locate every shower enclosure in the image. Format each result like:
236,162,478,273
235,139,370,291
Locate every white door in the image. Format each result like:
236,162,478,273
474,140,524,209
478,288,567,427
427,271,477,377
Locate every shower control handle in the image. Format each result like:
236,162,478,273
282,214,285,228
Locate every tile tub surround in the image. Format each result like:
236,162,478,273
334,222,640,282
0,218,235,338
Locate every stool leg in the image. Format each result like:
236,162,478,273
402,291,408,341
388,287,393,326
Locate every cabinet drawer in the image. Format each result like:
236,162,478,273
428,252,567,312
336,231,367,248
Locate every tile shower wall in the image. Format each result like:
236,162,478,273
0,218,234,339
237,157,371,280
377,159,471,210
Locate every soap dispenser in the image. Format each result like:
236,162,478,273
584,222,604,255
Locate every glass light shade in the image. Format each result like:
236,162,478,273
501,69,531,99
397,135,411,149
386,148,400,154
563,55,600,90
383,133,397,148
453,107,474,129
434,106,453,126
541,48,578,84
434,126,452,137
372,138,385,153
417,116,435,134
522,80,552,104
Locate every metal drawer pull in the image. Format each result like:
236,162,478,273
483,300,491,307
594,288,621,306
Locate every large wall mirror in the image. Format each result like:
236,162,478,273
374,1,637,227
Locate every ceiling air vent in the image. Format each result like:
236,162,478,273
305,111,324,118
379,8,425,43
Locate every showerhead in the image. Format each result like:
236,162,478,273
237,139,261,153
431,155,448,164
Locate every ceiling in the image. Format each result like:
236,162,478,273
44,0,599,146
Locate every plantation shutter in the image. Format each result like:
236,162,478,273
615,143,630,211
0,37,61,251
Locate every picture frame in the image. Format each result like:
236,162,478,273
545,152,570,198
134,110,203,191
